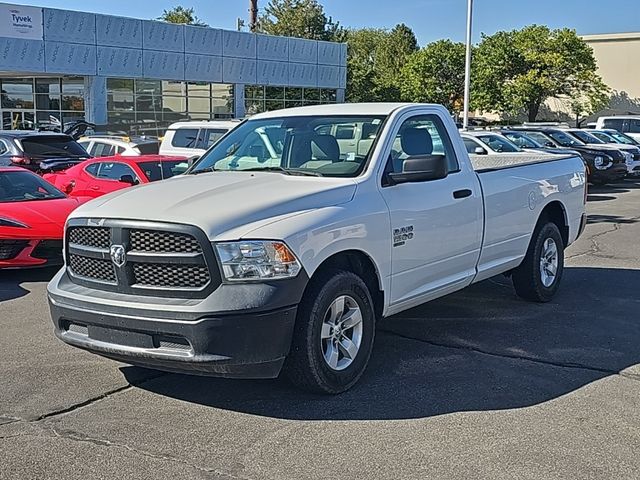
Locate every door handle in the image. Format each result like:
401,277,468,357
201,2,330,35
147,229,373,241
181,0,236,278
90,186,100,190
453,189,472,199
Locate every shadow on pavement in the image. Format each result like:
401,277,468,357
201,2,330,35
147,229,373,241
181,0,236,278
586,195,617,202
588,214,640,224
0,267,59,302
126,266,640,421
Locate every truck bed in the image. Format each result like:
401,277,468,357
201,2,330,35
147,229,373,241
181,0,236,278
469,153,576,173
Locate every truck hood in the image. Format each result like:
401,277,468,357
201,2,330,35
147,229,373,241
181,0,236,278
70,171,357,239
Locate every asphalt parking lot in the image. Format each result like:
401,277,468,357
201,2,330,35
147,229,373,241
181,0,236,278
1,180,639,480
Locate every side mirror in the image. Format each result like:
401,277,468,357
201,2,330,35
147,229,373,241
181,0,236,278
387,155,448,185
545,141,555,147
474,146,488,155
119,174,137,185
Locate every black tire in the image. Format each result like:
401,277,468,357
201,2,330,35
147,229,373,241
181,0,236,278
283,270,375,394
512,221,564,303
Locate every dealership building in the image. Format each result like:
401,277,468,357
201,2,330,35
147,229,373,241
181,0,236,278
0,2,347,133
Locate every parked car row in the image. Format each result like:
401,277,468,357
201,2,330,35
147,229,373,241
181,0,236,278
461,123,640,186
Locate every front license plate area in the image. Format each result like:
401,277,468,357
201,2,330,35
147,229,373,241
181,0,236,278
89,325,154,349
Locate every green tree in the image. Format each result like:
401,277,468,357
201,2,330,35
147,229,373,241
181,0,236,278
258,0,341,40
399,40,466,113
158,6,208,27
344,24,419,102
473,25,609,121
375,24,419,100
343,28,387,102
568,72,610,126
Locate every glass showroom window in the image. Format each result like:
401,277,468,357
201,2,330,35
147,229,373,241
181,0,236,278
107,78,235,133
0,76,84,131
244,86,337,115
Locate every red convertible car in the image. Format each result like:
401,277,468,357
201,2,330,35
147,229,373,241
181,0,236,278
44,155,188,198
0,167,87,268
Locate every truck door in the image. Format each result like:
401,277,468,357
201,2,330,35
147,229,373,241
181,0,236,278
378,112,483,308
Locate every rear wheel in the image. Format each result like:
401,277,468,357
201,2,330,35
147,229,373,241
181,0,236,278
512,222,564,303
284,270,375,394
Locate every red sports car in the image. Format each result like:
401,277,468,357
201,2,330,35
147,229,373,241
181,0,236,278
0,167,87,268
44,154,188,198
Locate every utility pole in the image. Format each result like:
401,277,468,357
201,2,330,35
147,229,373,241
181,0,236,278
249,0,258,32
462,0,473,130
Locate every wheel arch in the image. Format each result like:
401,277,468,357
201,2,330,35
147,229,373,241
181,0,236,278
308,250,385,320
539,200,569,246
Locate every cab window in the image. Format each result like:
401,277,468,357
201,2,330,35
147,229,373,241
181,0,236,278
198,128,229,149
386,115,459,175
96,162,138,181
603,119,624,131
85,163,100,177
171,128,199,148
92,143,116,157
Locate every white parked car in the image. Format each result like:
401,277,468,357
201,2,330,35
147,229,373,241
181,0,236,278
158,120,240,157
461,131,535,156
78,136,159,157
595,116,640,142
48,103,587,394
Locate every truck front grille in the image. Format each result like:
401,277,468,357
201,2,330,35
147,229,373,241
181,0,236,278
65,221,218,298
133,263,210,288
68,227,110,249
69,255,116,282
130,230,201,253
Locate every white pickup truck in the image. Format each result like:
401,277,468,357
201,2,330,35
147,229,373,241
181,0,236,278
48,103,587,394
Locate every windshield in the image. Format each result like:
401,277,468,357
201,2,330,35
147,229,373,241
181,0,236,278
605,131,638,145
138,160,190,181
0,170,66,202
591,131,617,144
570,130,604,144
476,134,521,153
191,115,386,177
21,135,89,158
503,132,541,148
548,131,585,147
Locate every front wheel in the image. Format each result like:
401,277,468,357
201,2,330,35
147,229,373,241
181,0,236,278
512,222,564,302
283,270,375,394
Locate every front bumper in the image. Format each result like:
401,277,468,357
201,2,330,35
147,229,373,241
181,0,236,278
0,238,63,269
48,268,307,378
589,163,627,183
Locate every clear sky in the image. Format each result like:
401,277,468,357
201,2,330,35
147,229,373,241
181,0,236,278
9,0,640,45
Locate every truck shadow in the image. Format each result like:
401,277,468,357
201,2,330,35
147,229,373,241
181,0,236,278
125,266,640,421
0,267,59,302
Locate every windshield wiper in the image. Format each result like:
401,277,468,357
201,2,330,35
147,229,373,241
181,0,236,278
242,167,323,177
190,166,218,175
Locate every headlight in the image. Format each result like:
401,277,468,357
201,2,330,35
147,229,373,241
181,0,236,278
215,241,301,281
0,217,29,228
593,155,612,170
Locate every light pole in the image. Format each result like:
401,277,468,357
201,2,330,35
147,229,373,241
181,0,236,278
462,0,473,130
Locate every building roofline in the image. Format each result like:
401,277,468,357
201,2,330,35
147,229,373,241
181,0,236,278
581,32,640,43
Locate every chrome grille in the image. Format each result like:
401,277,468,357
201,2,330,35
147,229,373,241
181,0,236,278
68,227,110,249
69,254,116,282
133,263,210,288
65,221,215,298
130,230,201,253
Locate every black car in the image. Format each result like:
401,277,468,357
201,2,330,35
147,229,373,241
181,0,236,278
0,131,90,173
510,127,628,186
501,130,580,156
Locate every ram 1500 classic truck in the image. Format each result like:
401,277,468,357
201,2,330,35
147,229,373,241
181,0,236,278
48,103,587,394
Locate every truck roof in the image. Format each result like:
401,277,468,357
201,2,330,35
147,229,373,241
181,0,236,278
250,103,422,119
